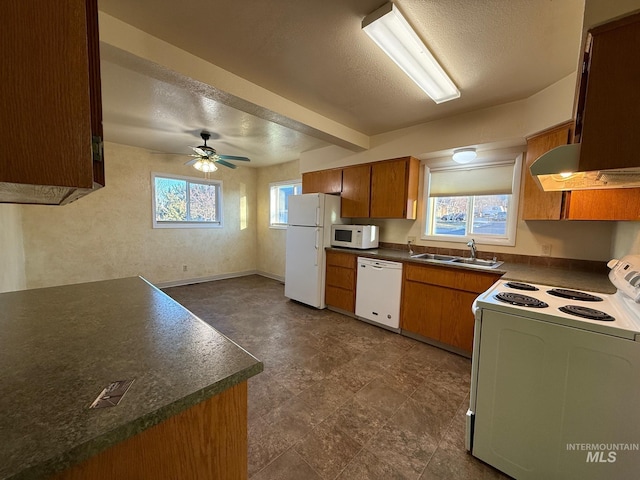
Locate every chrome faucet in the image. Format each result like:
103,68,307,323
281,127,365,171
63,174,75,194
467,238,477,260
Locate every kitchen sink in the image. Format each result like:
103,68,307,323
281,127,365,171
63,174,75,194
410,253,458,261
410,252,504,269
451,257,504,269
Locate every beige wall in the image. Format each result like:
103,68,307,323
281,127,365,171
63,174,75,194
299,75,616,261
256,159,300,280
0,204,26,293
20,142,258,289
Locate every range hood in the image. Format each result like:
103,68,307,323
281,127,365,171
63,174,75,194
530,143,640,192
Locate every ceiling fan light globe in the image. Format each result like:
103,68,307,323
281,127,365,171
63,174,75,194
194,159,218,173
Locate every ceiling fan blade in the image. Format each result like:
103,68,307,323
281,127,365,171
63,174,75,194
215,159,237,169
191,146,210,157
184,158,198,166
218,154,250,162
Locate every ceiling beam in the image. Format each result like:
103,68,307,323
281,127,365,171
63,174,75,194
98,12,370,151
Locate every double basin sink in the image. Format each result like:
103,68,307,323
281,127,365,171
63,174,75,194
410,252,504,269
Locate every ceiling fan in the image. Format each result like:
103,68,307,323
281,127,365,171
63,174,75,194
184,131,250,172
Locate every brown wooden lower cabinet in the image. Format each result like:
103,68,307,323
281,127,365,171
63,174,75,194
325,250,357,312
400,263,501,354
53,382,248,480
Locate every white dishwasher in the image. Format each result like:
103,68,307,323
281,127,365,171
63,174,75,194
355,257,403,331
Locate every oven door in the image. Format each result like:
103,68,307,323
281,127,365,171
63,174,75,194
470,308,640,479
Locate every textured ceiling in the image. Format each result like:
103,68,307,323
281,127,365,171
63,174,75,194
98,0,585,167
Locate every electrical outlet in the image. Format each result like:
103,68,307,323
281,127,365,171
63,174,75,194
182,265,188,272
407,236,416,244
541,244,552,256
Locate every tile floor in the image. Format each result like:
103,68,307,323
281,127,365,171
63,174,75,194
164,275,510,480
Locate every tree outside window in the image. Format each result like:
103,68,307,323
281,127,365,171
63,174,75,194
152,173,223,228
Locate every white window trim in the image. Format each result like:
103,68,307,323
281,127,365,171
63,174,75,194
151,172,224,229
420,154,522,247
269,179,302,229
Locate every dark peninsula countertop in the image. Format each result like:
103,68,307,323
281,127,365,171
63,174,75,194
327,247,615,294
0,276,263,480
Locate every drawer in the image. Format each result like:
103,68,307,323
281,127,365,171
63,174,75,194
326,251,357,268
326,265,355,289
404,263,500,293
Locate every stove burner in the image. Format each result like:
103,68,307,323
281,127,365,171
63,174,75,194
559,305,615,321
504,282,539,291
547,289,603,302
495,292,549,308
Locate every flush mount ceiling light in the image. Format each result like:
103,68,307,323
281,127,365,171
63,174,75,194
362,2,460,104
452,148,477,164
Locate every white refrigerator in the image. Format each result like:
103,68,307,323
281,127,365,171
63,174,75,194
285,193,343,308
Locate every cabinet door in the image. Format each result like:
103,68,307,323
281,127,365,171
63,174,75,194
566,189,640,220
341,164,371,218
578,13,640,171
370,157,419,219
0,0,104,203
438,289,478,353
401,281,440,340
521,123,571,220
302,169,342,194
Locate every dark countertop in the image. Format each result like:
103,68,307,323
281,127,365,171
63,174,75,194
327,247,615,294
0,276,263,480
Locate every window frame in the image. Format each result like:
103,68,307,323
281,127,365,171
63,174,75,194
421,156,522,247
151,172,224,229
269,179,302,229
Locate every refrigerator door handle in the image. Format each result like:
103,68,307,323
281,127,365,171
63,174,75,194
316,206,321,226
314,228,320,265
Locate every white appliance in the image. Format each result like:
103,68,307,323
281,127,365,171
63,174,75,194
330,224,379,249
466,255,640,479
285,193,342,308
355,257,402,331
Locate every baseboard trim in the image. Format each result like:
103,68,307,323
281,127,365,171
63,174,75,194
255,271,285,283
155,270,259,289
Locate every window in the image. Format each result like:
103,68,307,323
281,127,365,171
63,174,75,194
423,155,522,246
270,180,302,228
152,173,223,228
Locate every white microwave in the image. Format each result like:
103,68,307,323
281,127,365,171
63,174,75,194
331,224,379,249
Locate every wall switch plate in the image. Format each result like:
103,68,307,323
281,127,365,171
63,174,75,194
182,265,188,272
541,244,552,256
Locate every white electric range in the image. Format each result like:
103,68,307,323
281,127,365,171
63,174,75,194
466,255,640,479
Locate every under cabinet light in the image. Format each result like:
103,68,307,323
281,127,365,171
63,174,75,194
362,2,460,103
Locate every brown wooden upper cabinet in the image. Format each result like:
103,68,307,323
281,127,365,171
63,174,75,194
302,156,420,219
341,164,371,218
521,122,572,220
0,0,104,205
575,12,640,171
522,123,640,221
301,169,342,194
370,157,420,219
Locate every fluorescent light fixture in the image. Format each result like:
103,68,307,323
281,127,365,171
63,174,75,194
362,2,460,103
452,148,477,164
